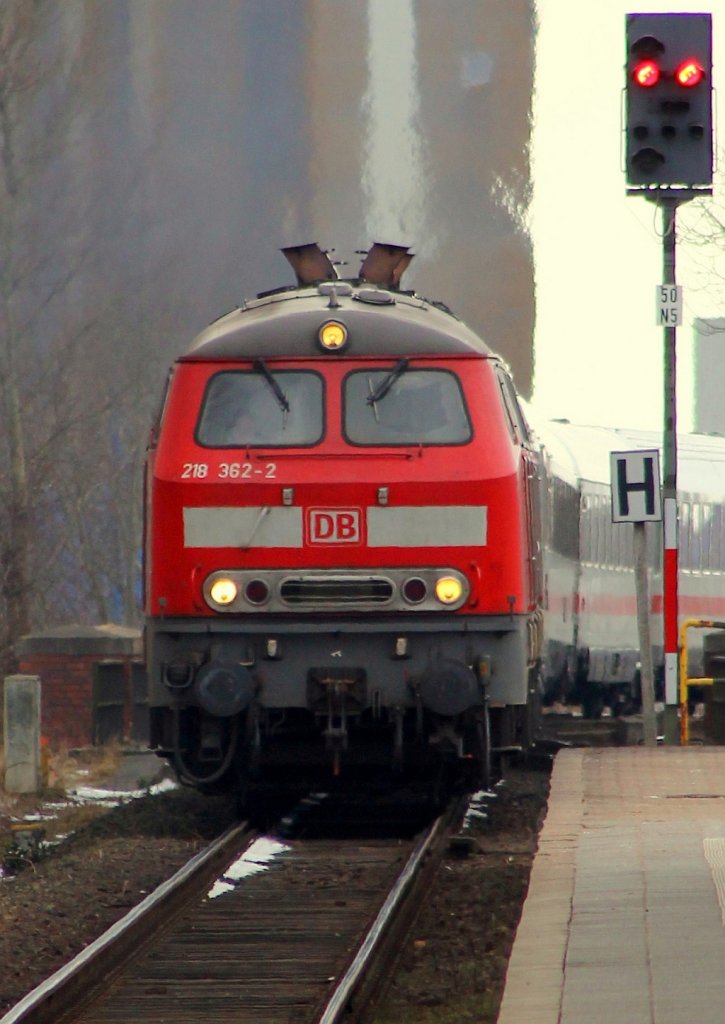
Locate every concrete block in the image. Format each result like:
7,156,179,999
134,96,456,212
3,675,41,793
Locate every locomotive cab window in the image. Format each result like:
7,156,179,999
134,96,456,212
343,368,471,445
196,369,324,447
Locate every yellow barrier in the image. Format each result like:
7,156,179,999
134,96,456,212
678,618,725,745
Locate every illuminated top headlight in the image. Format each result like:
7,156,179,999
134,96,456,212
434,576,464,605
318,320,349,351
209,577,239,606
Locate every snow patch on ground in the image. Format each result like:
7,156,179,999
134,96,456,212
207,837,292,899
68,777,178,805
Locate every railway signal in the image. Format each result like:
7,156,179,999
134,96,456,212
624,13,715,741
625,12,712,190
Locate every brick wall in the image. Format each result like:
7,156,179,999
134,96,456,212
16,653,94,749
14,627,144,751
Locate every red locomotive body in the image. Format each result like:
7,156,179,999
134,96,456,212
145,246,543,795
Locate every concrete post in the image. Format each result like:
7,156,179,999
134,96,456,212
3,675,42,793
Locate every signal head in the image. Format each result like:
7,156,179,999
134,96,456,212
625,13,712,190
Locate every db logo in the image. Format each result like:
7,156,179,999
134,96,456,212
308,508,362,545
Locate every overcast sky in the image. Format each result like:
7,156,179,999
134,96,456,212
531,0,725,431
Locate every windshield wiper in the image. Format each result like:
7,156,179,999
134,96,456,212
254,359,290,415
366,358,409,407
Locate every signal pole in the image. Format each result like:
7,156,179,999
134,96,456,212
660,197,680,741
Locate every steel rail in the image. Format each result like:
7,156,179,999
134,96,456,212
316,796,466,1023
1,821,254,1024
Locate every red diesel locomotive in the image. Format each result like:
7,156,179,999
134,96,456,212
145,244,543,795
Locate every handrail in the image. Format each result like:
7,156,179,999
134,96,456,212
678,618,725,744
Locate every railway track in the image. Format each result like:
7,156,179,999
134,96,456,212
2,798,466,1024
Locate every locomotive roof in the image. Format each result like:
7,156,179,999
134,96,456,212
180,281,495,362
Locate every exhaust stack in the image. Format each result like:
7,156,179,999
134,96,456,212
359,242,413,289
282,243,338,285
282,242,414,290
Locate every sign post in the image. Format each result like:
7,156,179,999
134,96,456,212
611,450,661,746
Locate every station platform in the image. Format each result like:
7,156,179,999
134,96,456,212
497,747,725,1024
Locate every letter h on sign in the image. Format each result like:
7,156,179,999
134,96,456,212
610,450,662,523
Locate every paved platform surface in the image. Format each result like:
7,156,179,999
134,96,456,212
497,747,725,1024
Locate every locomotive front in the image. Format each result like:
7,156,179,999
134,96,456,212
145,246,542,795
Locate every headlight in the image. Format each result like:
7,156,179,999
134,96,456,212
318,319,349,351
434,576,464,605
209,577,239,606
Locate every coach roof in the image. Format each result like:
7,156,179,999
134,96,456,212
180,282,494,361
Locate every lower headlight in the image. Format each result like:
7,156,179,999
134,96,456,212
209,577,239,606
434,576,464,605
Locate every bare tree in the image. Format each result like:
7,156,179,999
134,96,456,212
0,2,157,669
0,2,53,669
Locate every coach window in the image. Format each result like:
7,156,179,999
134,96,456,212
590,496,599,565
612,515,622,568
646,520,662,570
690,502,703,572
343,368,471,445
680,502,691,571
603,504,611,565
710,505,724,571
195,370,324,447
581,499,593,563
585,496,595,564
617,520,628,568
701,504,713,572
602,497,610,569
551,478,579,560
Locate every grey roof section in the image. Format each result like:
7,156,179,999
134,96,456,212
536,417,725,502
16,624,142,657
180,283,495,362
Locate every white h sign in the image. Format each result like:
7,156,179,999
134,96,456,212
610,450,662,523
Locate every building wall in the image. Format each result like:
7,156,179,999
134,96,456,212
307,1,536,390
52,1,535,385
693,318,725,434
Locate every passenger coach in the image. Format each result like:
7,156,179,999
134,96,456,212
537,419,725,717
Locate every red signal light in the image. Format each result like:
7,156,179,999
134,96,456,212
633,59,660,87
675,59,705,87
